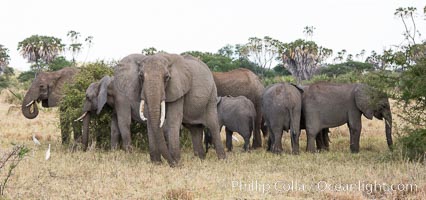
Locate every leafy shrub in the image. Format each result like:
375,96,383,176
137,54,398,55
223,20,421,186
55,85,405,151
59,61,116,148
17,71,35,83
397,129,426,162
262,75,296,86
48,56,72,71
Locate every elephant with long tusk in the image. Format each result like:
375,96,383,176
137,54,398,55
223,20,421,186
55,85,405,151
133,53,226,167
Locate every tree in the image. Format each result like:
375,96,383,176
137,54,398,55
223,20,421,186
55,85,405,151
17,35,64,73
238,36,282,75
303,26,316,41
67,30,82,66
280,39,332,83
142,47,158,55
48,56,72,71
0,45,10,75
394,7,420,45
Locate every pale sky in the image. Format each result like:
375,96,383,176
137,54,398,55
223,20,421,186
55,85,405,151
1,0,425,71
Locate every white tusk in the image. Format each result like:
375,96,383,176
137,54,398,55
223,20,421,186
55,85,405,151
139,100,147,121
232,135,239,142
74,112,88,122
159,100,165,128
25,100,35,107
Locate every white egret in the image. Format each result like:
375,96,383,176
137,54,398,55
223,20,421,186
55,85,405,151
32,134,41,145
45,144,51,160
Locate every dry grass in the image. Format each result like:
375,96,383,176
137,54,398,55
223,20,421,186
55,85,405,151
0,98,425,199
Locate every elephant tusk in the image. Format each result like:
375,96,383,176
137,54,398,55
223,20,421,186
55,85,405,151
74,112,88,122
160,100,165,128
139,100,147,121
25,100,35,107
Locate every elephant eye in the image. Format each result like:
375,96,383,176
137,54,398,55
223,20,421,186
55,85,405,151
164,73,170,82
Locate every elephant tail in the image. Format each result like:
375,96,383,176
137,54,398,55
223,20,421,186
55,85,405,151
289,108,297,141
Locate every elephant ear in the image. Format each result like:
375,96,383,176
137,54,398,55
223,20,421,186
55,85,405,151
354,84,374,119
164,54,192,102
97,76,112,114
48,67,77,107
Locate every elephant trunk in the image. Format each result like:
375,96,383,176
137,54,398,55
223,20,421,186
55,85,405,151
145,89,175,167
21,85,40,119
384,110,393,150
82,113,90,151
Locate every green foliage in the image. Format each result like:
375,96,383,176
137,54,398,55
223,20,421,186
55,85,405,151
262,75,296,86
141,47,158,55
17,35,64,72
59,61,114,147
320,61,373,77
47,56,72,71
397,129,426,162
17,71,35,83
272,64,291,76
0,67,14,89
183,51,238,72
0,44,10,69
59,61,151,150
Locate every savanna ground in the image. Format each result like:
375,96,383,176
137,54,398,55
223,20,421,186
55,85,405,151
0,91,425,200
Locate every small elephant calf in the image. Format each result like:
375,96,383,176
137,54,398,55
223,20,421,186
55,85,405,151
205,96,256,152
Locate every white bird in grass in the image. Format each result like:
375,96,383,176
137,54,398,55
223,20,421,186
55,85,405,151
45,144,51,160
32,134,41,145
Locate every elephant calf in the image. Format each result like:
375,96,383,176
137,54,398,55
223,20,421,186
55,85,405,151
205,96,256,151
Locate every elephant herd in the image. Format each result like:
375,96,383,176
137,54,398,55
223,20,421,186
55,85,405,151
21,53,393,167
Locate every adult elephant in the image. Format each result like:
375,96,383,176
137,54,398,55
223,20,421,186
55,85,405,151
302,83,393,153
212,68,265,148
262,83,303,154
137,53,226,167
22,67,79,119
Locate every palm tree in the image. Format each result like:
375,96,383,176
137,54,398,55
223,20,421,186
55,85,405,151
17,35,64,73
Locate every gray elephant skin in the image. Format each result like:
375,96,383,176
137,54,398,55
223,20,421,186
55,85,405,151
77,73,145,151
213,68,266,149
79,54,149,151
302,83,393,153
22,67,79,119
21,67,79,143
205,96,256,152
134,53,226,167
262,83,303,154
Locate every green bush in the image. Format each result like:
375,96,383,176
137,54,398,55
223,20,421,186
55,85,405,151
59,61,192,151
59,61,114,147
397,129,426,162
262,75,296,86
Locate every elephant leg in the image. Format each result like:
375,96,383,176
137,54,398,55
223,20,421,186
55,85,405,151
225,128,233,152
204,104,226,160
271,126,284,154
306,127,321,153
188,126,205,159
348,118,362,153
251,106,263,149
266,122,274,151
110,114,120,150
115,101,132,152
164,99,184,162
316,130,325,151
